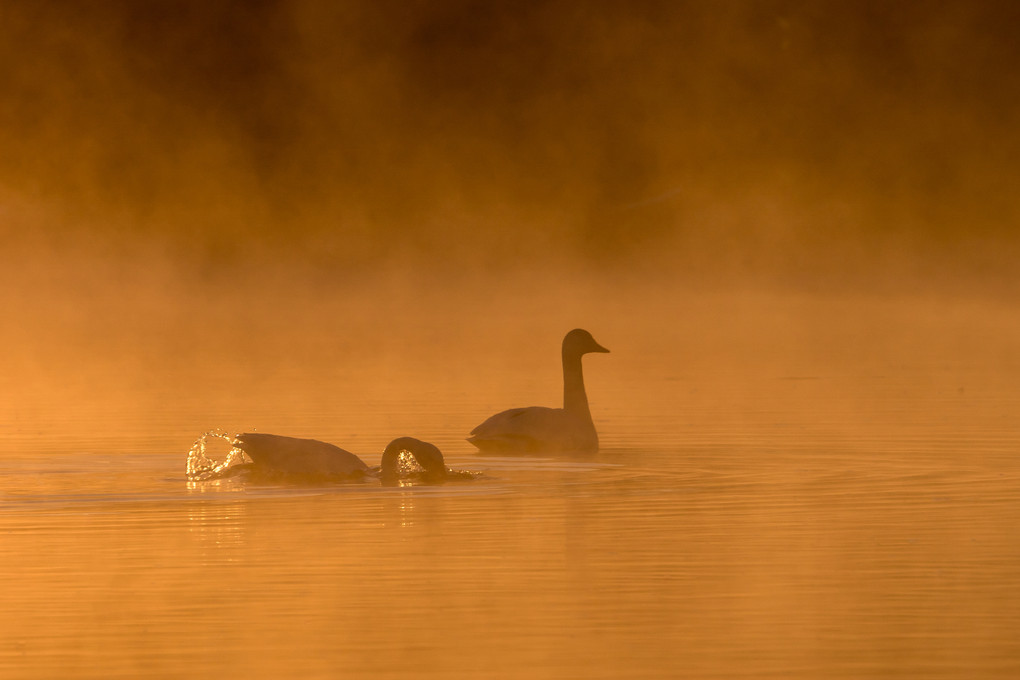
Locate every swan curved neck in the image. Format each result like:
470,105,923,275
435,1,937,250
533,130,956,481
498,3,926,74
562,349,592,418
380,447,402,476
381,438,446,478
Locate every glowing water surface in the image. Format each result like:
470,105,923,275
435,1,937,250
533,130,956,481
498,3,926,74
2,295,1020,679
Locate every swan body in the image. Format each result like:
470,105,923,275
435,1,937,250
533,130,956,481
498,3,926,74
234,433,447,480
235,433,369,477
468,328,609,453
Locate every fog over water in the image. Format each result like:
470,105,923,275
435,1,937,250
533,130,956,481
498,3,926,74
3,1,1019,277
3,0,1019,441
2,3,1020,678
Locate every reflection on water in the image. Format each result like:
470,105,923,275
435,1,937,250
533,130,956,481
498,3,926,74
187,500,248,562
2,295,1020,679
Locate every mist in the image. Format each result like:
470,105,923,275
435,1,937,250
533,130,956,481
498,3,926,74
2,0,1019,283
3,1,1020,440
6,7,1020,676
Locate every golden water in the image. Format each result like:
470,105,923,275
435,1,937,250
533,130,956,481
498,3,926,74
2,291,1019,678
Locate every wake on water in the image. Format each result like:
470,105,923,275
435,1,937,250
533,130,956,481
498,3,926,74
186,430,249,481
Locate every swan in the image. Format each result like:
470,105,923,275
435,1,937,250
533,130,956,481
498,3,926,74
232,433,448,481
468,328,609,453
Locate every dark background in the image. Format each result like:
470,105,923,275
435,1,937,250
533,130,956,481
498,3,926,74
2,0,1019,289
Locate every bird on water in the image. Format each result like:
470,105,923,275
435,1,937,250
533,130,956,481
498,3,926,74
468,328,610,453
232,433,449,482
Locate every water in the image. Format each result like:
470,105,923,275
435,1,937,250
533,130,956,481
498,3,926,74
2,290,1020,678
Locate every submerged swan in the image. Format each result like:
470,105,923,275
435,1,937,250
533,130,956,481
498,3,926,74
237,433,446,480
189,433,449,482
468,328,609,453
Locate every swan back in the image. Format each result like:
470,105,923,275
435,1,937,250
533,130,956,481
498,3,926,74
236,432,369,477
469,406,599,453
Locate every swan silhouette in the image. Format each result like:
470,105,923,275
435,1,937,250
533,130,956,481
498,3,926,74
233,433,448,481
468,328,609,453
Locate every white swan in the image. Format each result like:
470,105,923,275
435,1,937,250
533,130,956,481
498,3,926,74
234,434,448,481
468,328,609,453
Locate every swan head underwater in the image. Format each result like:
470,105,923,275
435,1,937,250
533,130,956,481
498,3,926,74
378,436,447,480
468,328,610,454
187,432,459,483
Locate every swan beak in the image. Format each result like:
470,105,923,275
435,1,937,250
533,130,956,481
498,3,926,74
592,341,610,353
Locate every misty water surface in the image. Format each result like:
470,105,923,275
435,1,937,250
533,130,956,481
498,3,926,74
2,283,1019,679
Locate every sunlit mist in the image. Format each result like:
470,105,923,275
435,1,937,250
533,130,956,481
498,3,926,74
2,3,1020,679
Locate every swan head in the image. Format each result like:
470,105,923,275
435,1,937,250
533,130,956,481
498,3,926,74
380,437,447,479
563,328,609,356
